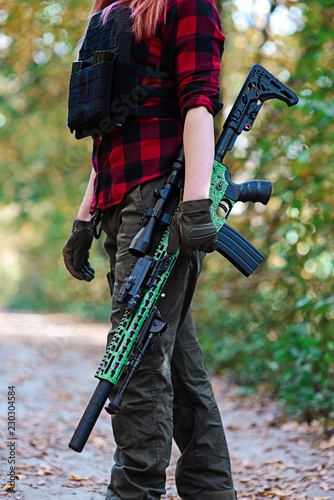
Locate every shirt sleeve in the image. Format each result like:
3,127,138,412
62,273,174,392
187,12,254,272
162,0,225,121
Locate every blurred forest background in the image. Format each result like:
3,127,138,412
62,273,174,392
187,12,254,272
0,0,333,428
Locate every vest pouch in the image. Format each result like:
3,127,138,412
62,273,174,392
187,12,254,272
68,52,120,139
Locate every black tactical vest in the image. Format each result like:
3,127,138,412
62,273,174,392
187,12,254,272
67,8,179,139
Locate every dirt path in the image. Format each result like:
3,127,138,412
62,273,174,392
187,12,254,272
0,312,333,500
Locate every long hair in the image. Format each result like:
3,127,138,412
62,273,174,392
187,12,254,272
91,0,168,41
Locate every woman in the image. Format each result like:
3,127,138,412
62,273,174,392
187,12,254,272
63,0,236,498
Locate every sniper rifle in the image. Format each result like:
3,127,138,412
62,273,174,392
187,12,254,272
69,64,298,452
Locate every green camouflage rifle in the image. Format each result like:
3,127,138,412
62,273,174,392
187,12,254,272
69,65,298,453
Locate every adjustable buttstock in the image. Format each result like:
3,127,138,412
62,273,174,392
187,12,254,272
215,65,299,161
224,64,299,136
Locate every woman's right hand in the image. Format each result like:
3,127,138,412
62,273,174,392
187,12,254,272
167,198,217,256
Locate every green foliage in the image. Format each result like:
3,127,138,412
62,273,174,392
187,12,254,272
193,267,334,427
0,0,108,319
193,0,334,428
0,0,333,427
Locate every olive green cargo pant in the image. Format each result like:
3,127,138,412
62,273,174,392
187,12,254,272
101,176,236,500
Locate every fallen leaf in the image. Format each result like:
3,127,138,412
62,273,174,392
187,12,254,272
35,469,53,476
68,474,90,482
270,489,289,498
1,484,16,492
16,475,27,480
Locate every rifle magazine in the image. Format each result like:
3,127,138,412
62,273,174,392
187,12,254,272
217,224,265,277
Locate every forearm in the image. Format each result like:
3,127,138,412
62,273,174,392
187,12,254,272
183,106,215,202
77,168,97,221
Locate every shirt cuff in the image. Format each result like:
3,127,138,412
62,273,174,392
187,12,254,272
180,94,223,121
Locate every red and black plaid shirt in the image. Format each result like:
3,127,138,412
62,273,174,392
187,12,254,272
91,0,225,211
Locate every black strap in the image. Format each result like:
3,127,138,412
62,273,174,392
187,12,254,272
113,8,133,64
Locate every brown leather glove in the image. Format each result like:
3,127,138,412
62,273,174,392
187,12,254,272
62,219,95,281
167,199,218,255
